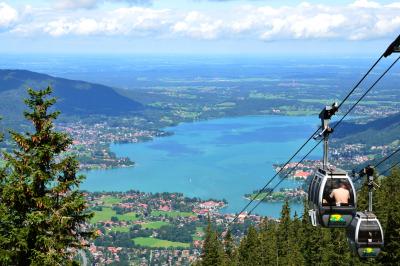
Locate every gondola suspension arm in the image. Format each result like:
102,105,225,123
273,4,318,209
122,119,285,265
358,165,380,212
313,102,339,170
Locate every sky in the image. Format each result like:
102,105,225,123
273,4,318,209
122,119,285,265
0,0,399,55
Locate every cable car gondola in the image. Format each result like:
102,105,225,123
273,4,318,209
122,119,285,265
347,212,384,258
308,103,357,227
308,167,356,227
347,166,384,258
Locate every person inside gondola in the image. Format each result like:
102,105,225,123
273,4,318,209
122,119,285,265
329,182,350,206
359,228,382,243
323,186,333,206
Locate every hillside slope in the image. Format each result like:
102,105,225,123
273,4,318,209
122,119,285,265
332,113,400,146
0,69,143,121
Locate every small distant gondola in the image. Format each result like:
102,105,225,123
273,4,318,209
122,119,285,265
347,212,384,258
347,166,384,258
307,103,357,227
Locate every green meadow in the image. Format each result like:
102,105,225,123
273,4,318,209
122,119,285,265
142,221,170,229
102,196,123,205
151,210,195,218
192,227,204,241
110,226,130,233
132,237,190,248
91,207,139,223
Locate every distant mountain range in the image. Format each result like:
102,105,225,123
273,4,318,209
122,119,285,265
0,69,143,121
1,68,399,147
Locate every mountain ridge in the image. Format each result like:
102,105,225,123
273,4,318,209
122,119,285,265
0,69,143,120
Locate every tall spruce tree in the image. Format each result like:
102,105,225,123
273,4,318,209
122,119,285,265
223,229,238,265
300,200,324,265
0,87,93,265
200,216,225,266
322,228,352,266
377,168,400,264
237,226,262,266
287,213,305,265
276,199,291,265
258,219,278,265
197,170,400,265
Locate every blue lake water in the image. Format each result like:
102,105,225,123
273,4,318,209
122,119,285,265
82,115,322,218
1,54,367,218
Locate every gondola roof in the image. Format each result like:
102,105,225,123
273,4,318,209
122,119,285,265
356,211,378,220
317,167,348,176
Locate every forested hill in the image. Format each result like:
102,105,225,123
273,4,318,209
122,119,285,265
332,112,400,146
0,69,143,120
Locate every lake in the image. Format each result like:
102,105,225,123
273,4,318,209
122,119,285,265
82,115,322,218
0,54,370,218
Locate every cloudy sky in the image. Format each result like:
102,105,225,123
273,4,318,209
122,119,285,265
1,0,399,54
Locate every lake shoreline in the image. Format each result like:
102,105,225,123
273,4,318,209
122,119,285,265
82,115,318,218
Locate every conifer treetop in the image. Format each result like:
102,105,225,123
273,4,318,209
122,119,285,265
0,87,93,265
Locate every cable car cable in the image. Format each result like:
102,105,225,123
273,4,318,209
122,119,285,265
381,161,400,176
247,56,400,216
337,33,399,110
247,140,322,216
228,57,385,225
374,146,400,168
228,126,321,224
225,39,400,229
332,56,400,132
353,146,400,183
337,54,383,110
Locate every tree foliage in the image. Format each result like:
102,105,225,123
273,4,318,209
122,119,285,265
199,216,225,266
377,168,400,264
200,168,400,265
0,87,93,265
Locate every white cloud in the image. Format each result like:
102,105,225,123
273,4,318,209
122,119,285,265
43,7,171,37
55,0,153,10
385,2,400,8
44,18,101,36
349,15,400,40
3,1,400,42
110,7,170,34
227,1,400,41
0,2,18,29
290,14,346,39
172,11,223,39
350,0,381,8
56,0,98,10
